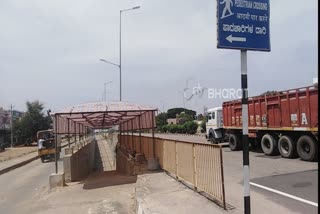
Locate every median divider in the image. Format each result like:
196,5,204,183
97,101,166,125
0,140,75,176
0,152,39,176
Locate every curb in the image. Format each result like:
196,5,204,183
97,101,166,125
0,141,73,176
0,153,39,176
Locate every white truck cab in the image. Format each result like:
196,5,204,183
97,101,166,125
205,107,224,143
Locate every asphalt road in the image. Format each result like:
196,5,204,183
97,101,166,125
140,133,319,213
250,169,318,214
0,151,64,214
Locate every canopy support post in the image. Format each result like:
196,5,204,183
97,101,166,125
67,118,70,148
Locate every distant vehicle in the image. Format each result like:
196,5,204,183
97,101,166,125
206,85,318,161
37,129,61,163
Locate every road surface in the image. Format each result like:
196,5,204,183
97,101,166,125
138,133,318,213
0,151,64,214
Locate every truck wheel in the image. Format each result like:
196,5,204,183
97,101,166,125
210,138,215,144
229,134,242,151
40,156,45,163
209,133,214,143
297,135,318,161
278,135,297,158
209,134,218,144
261,134,279,156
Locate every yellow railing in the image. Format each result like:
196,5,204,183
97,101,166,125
119,134,226,209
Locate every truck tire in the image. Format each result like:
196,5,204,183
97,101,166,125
40,156,45,163
209,133,215,144
209,133,218,144
229,134,242,151
297,135,318,161
210,138,216,144
278,135,297,158
261,134,279,156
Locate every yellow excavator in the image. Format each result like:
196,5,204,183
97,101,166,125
37,129,61,163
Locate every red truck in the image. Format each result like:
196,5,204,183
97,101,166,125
206,84,318,161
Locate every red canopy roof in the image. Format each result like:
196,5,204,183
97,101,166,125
53,101,157,134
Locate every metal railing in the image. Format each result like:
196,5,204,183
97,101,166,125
119,134,226,209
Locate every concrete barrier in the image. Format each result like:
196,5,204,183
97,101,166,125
65,147,73,155
63,138,96,182
49,172,65,189
116,150,135,176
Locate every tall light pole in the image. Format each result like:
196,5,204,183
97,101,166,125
100,59,120,100
104,81,113,102
120,6,140,101
100,5,140,101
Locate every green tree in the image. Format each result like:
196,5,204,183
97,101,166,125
156,112,168,127
13,101,52,146
176,112,193,125
167,108,196,119
200,120,206,133
197,114,204,121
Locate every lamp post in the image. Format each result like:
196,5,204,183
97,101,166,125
100,59,120,100
104,81,113,102
100,5,140,101
178,90,186,112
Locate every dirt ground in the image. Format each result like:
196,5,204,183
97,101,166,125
26,171,137,214
0,144,38,162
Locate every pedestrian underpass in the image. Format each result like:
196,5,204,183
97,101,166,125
49,101,228,211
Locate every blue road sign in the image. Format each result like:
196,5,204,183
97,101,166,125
217,0,270,51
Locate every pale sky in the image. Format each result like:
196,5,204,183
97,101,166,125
0,0,318,114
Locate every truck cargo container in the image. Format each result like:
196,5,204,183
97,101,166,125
206,85,318,161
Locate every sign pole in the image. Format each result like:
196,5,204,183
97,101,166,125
241,50,250,214
217,0,270,212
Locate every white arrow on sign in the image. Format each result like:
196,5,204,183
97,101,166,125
226,34,246,43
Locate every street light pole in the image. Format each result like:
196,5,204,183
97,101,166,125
104,81,112,101
119,6,140,101
100,6,140,102
178,91,186,112
120,10,122,101
100,59,120,100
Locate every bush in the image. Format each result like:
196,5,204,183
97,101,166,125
184,121,198,134
176,124,187,134
168,124,178,133
161,125,168,133
159,121,198,134
200,120,206,133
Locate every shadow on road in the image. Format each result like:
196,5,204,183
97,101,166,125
83,171,137,190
